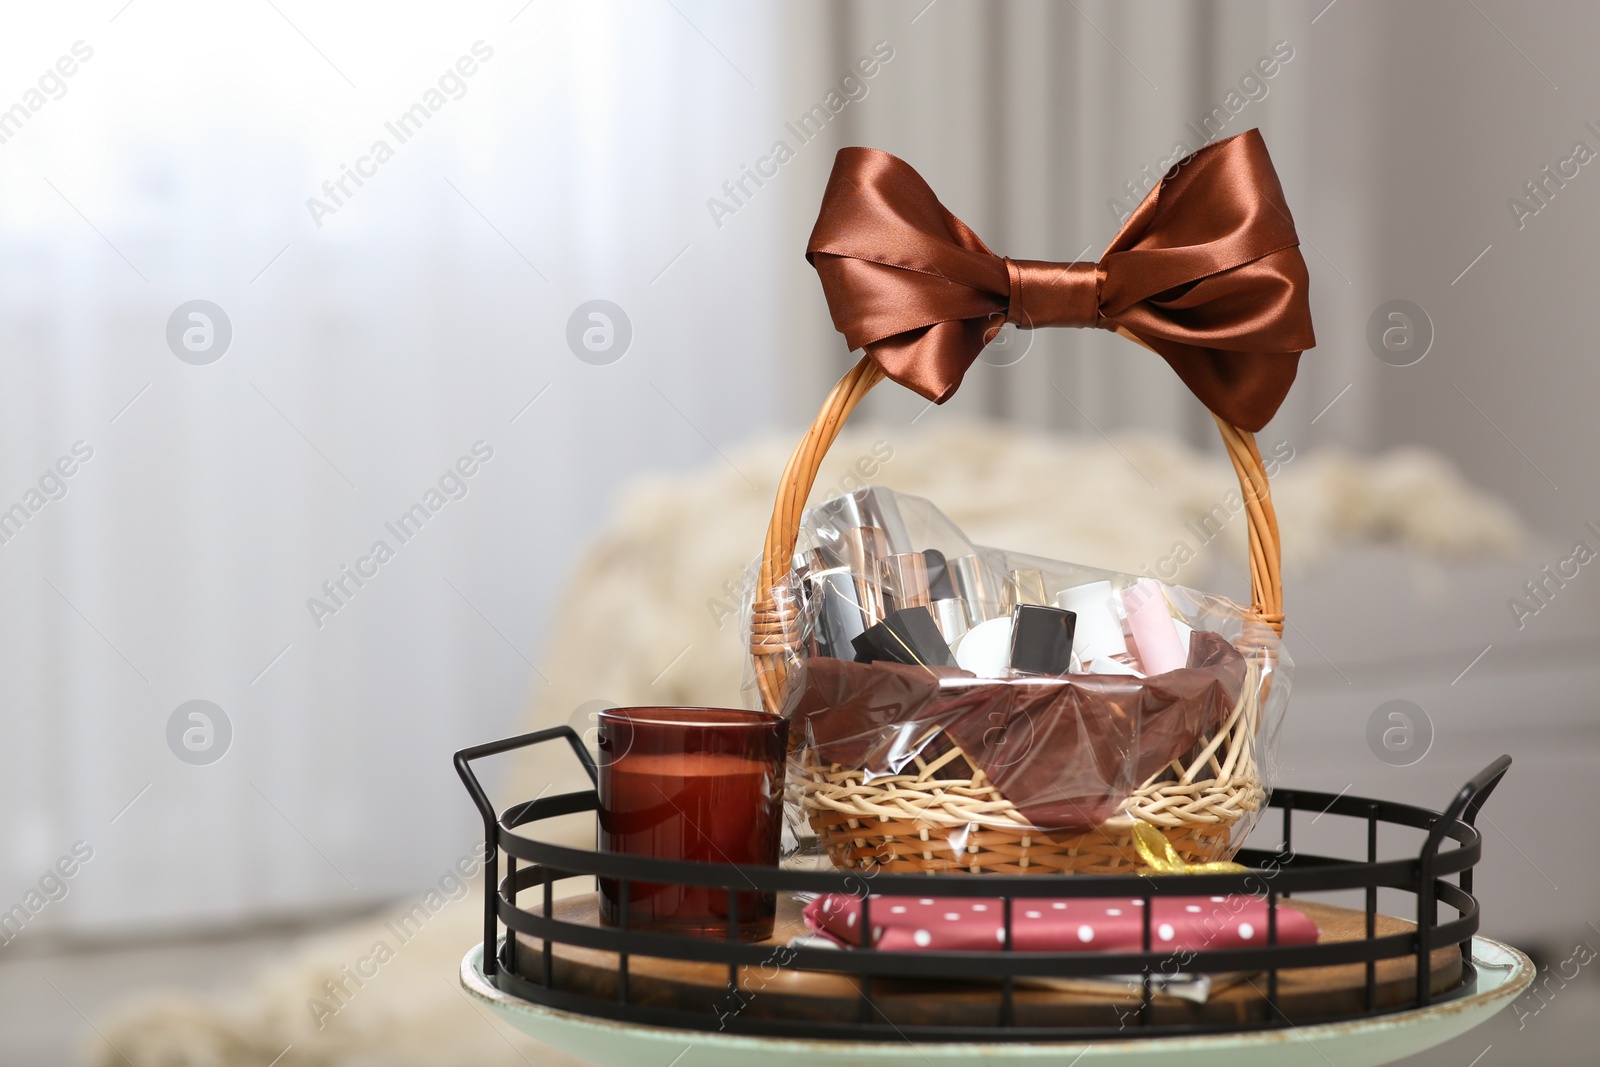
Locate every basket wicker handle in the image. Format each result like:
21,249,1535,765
750,342,1285,714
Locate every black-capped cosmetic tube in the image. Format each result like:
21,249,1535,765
923,548,956,601
808,566,873,660
1008,604,1078,676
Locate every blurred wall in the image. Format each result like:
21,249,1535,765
1333,0,1599,538
1,0,1590,943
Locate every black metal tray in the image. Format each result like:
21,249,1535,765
456,726,1510,1042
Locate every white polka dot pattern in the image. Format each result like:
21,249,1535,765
799,893,1319,953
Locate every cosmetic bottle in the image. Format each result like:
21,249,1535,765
1008,604,1077,676
949,554,999,628
1003,568,1048,610
930,598,970,645
837,526,890,622
1121,580,1188,676
923,548,956,601
1056,580,1129,661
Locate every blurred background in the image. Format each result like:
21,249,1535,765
1,1,1597,1064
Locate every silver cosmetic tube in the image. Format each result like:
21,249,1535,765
838,526,890,622
816,487,914,555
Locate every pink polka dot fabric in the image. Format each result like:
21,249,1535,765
803,893,1318,953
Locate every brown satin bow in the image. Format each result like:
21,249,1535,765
805,129,1315,432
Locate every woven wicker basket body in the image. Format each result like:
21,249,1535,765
750,350,1284,874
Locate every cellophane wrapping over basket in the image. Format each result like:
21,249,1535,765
741,486,1291,875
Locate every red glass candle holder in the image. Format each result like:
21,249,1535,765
596,706,787,940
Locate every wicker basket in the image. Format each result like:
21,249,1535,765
749,349,1285,874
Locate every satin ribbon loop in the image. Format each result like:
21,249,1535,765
805,129,1316,432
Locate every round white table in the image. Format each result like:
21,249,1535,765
460,937,1532,1067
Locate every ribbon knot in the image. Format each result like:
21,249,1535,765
1003,259,1102,331
805,129,1316,432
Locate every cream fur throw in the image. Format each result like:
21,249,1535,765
93,423,1521,1067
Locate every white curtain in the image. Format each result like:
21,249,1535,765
0,0,785,937
2,0,1375,938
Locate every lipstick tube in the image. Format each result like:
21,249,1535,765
948,554,999,627
837,526,890,622
881,552,931,612
837,525,888,572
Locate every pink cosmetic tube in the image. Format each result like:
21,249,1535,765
1120,580,1188,676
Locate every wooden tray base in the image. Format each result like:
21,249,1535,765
510,893,1463,1028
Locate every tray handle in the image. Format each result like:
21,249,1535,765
1416,754,1513,1006
454,726,597,977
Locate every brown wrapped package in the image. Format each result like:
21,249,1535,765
782,631,1246,832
